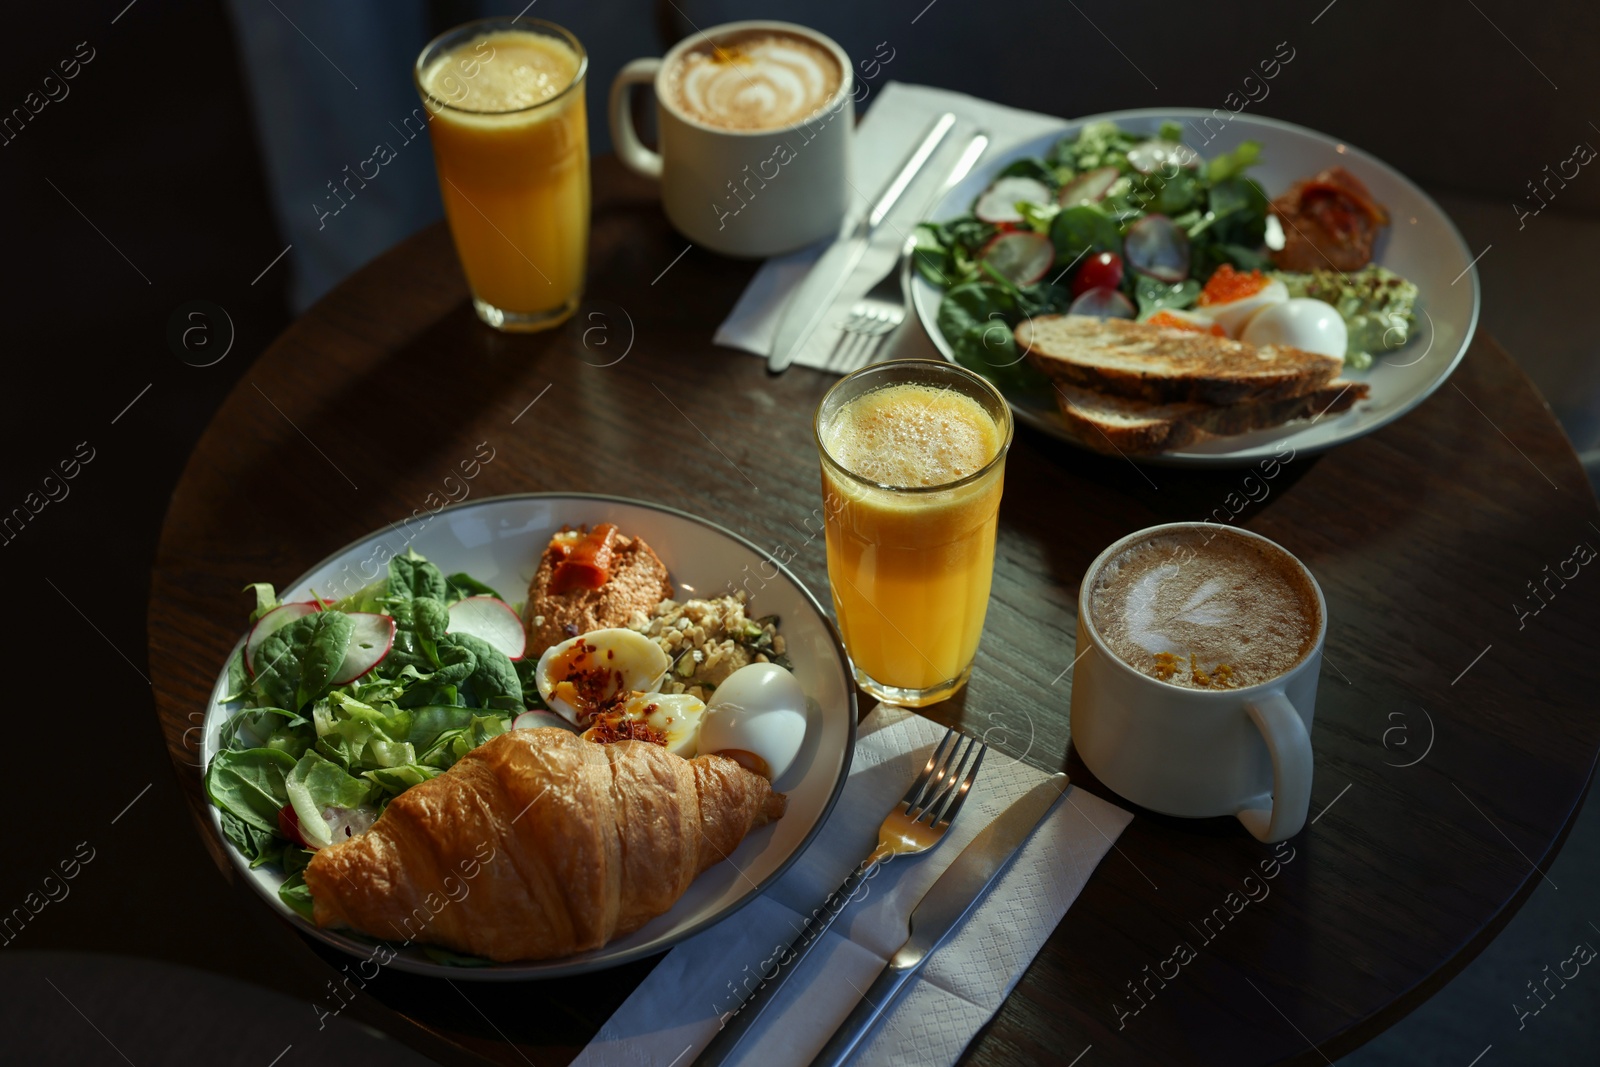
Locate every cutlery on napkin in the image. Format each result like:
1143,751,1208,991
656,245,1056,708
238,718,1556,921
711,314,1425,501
767,112,956,374
570,706,1132,1067
715,82,1069,371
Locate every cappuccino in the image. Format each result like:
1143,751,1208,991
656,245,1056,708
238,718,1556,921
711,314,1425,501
1089,528,1319,689
664,30,842,131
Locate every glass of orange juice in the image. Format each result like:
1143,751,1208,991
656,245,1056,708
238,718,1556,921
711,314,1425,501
815,359,1013,706
414,18,589,332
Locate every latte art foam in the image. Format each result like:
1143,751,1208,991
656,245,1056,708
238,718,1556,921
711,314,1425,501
666,31,842,131
1089,529,1319,689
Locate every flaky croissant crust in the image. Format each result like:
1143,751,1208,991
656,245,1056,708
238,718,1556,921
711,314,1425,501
304,728,785,961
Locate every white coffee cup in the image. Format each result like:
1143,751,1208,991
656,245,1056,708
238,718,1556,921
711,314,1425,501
609,21,853,258
1069,523,1325,843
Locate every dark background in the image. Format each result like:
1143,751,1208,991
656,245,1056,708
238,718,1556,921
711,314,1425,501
2,2,1596,1064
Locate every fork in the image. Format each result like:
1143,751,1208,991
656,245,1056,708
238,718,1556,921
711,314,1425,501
827,250,911,373
827,130,991,375
694,727,987,1066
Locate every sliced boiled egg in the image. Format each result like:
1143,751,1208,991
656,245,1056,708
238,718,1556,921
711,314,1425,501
1240,298,1349,361
699,663,808,782
583,692,707,757
1146,308,1224,335
536,628,669,725
1195,269,1288,337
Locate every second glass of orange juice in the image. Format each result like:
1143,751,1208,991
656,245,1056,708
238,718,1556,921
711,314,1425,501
415,18,589,332
815,360,1014,706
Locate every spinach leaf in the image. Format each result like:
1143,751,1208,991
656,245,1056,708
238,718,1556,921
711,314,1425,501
1013,281,1074,319
412,597,450,642
300,610,355,709
914,218,993,289
1207,140,1261,183
444,573,503,603
388,549,447,602
206,747,297,834
997,157,1058,189
221,647,249,704
1050,204,1121,262
251,610,355,711
1146,169,1199,215
1134,276,1202,319
278,869,314,920
936,282,1054,395
219,810,278,864
447,631,523,706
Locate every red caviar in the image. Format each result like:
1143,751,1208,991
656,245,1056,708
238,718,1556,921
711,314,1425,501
1197,264,1269,307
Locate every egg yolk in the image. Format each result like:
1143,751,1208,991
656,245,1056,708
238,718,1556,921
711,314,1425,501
1148,311,1226,335
1197,264,1269,306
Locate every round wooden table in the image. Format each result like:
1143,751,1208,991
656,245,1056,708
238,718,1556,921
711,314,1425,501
150,158,1600,1066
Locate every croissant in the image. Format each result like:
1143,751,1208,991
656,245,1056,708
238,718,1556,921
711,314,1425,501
303,727,786,961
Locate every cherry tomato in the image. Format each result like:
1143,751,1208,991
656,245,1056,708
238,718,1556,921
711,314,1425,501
278,804,311,850
1071,251,1123,297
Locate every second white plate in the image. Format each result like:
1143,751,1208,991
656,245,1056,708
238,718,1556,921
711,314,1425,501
911,108,1481,467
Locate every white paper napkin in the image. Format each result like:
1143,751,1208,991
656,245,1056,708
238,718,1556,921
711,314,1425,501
713,82,1068,370
572,705,1133,1067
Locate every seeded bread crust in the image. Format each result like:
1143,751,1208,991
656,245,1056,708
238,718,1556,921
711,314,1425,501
1051,379,1369,455
523,530,673,658
1017,314,1343,405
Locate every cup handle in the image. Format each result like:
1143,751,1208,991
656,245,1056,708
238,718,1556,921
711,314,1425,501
1237,691,1313,843
609,58,663,180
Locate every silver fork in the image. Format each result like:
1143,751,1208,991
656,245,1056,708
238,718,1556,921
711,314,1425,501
828,130,991,375
828,254,910,372
694,727,987,1066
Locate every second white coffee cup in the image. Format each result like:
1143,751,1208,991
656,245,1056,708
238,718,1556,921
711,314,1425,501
1069,523,1325,843
609,21,854,258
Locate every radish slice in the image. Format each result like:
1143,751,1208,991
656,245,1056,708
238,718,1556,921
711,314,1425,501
244,602,321,677
447,597,527,660
979,231,1053,286
1127,139,1200,175
1057,166,1119,205
1067,287,1136,319
974,177,1052,223
320,805,376,845
513,710,579,733
330,612,396,685
1123,214,1191,283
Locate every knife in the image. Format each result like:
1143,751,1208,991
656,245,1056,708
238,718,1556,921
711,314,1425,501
766,111,957,374
808,773,1071,1067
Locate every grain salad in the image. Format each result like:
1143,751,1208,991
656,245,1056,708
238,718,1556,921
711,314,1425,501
627,592,789,701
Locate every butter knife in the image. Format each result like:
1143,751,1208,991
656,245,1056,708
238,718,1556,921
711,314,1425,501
809,773,1071,1067
766,111,957,374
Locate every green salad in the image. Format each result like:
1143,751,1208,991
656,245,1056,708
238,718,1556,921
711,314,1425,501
916,120,1272,391
205,549,543,920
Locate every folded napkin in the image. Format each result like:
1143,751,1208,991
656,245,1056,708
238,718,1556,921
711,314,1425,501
713,82,1068,371
573,705,1133,1067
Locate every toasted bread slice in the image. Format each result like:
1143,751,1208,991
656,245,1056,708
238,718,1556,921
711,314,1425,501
1051,379,1369,455
1017,314,1343,405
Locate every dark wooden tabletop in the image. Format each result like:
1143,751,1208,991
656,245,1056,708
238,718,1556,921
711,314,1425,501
149,157,1600,1066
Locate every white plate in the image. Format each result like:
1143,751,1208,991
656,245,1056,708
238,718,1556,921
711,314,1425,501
199,493,857,979
911,108,1481,467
